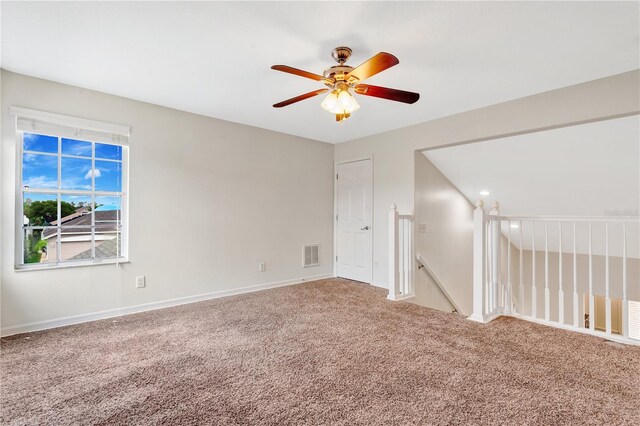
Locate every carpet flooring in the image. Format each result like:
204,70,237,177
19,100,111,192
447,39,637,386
1,278,639,425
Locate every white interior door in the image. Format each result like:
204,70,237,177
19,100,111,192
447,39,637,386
336,159,373,283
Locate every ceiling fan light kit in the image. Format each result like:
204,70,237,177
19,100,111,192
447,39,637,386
272,46,420,123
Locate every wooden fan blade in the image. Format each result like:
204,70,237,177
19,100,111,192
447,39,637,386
346,52,399,82
273,89,329,108
354,84,420,104
271,65,328,82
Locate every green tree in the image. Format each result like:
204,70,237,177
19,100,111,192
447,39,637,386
24,200,75,225
24,235,47,264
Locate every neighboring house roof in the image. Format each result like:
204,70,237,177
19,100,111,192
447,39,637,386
42,210,120,239
50,208,91,226
70,237,121,260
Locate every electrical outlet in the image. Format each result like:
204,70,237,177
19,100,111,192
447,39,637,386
135,276,146,288
259,262,266,272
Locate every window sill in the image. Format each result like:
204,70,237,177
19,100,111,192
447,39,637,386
14,258,129,272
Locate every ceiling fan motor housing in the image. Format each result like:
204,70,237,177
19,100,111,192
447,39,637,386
323,65,355,82
331,46,352,64
325,47,357,85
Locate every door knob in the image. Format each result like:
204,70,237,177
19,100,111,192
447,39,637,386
361,226,370,231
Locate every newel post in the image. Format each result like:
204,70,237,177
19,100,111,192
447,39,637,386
388,203,399,300
469,200,486,322
409,209,415,297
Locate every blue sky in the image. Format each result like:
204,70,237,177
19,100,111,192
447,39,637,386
94,196,121,211
23,192,57,204
22,133,122,193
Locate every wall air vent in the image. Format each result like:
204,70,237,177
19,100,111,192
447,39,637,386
629,300,640,341
303,244,320,268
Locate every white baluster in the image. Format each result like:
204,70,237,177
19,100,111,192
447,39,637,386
404,219,411,295
485,219,490,316
489,218,494,314
403,217,410,295
507,220,512,314
559,222,564,325
408,218,412,296
573,222,579,328
409,211,415,297
387,204,399,301
622,223,628,338
487,219,493,314
408,219,412,295
490,202,500,314
545,222,550,322
605,223,611,335
471,200,486,322
402,218,406,295
519,222,524,315
588,223,594,332
532,221,537,319
399,219,405,295
398,218,405,296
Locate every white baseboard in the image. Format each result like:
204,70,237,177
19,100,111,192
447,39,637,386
387,293,415,302
1,273,334,337
466,312,501,324
371,281,388,289
511,313,640,346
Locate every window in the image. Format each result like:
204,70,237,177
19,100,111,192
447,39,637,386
14,108,129,269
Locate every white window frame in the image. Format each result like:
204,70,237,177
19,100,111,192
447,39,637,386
12,107,130,270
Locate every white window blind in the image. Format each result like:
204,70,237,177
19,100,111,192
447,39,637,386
12,106,130,145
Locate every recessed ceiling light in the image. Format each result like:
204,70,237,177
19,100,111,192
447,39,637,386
479,190,490,196
510,223,520,229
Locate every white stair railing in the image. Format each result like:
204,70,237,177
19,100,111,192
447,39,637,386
388,204,415,301
470,200,640,345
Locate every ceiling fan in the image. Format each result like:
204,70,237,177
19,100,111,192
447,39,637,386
271,47,420,122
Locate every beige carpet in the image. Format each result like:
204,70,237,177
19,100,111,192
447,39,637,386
1,278,639,425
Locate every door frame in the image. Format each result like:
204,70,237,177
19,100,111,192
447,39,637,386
333,155,374,284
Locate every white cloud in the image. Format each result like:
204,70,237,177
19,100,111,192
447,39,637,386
23,175,57,189
71,144,92,155
84,168,101,179
23,153,58,166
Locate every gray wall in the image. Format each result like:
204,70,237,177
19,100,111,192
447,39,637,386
414,152,473,315
1,70,335,335
334,70,640,288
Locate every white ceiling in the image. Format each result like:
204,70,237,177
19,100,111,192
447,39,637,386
423,115,640,257
424,115,640,216
1,2,639,144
